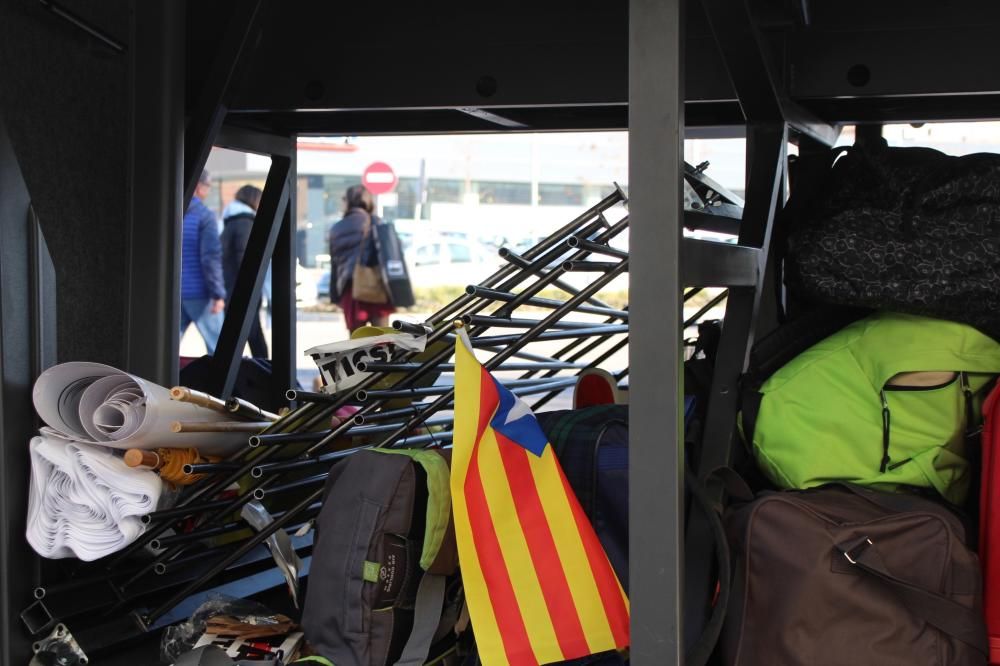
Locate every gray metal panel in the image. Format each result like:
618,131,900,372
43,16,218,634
125,0,184,386
681,238,760,287
629,0,685,662
0,114,39,666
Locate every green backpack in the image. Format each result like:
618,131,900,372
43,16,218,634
746,312,1000,504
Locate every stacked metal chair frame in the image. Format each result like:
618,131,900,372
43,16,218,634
23,172,741,652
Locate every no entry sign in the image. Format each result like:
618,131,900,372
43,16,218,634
362,161,398,195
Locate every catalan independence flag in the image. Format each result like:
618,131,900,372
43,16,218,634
451,327,630,666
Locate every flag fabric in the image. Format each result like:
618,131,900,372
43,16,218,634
450,328,630,666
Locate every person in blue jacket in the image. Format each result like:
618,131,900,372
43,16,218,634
180,170,226,354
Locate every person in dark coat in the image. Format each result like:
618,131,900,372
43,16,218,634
329,184,395,332
220,184,269,358
180,170,226,354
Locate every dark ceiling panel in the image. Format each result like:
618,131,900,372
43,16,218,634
226,0,736,112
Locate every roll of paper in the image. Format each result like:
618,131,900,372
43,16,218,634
33,362,249,453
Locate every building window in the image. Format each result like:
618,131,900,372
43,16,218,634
538,183,584,206
474,180,531,205
427,178,463,204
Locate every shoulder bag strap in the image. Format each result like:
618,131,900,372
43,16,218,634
836,535,988,656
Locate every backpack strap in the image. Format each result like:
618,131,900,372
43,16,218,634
394,573,448,666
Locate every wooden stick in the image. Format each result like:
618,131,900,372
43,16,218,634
169,386,230,415
124,449,162,469
170,421,271,434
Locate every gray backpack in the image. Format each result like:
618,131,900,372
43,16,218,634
300,448,459,666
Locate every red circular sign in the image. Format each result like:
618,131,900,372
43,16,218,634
362,161,398,195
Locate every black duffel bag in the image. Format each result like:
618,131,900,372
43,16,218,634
782,137,1000,339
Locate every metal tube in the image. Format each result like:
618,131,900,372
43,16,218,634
359,360,586,373
285,389,345,403
182,461,246,475
142,496,234,524
375,263,630,448
494,216,629,317
466,286,628,320
565,235,630,259
356,377,559,402
249,430,328,447
562,260,623,272
498,247,613,309
531,336,630,411
459,315,607,330
252,473,330,500
466,323,628,347
391,320,434,336
225,396,280,422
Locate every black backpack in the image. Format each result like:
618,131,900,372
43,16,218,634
782,138,1000,340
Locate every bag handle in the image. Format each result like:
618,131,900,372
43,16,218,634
836,535,988,656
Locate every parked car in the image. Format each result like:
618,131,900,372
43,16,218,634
316,270,331,302
407,236,502,287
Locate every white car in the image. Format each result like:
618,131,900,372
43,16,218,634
406,237,502,287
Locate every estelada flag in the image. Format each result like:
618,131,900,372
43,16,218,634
451,327,630,666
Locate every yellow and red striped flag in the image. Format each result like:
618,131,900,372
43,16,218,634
451,327,630,666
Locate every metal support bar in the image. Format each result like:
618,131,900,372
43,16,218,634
629,0,684,661
270,146,297,407
215,125,295,158
686,124,787,659
699,0,839,145
183,0,265,203
125,0,183,386
210,156,291,398
680,238,760,287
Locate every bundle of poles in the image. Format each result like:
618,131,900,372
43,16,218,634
25,186,729,644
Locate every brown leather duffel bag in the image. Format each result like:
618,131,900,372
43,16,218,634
723,484,987,665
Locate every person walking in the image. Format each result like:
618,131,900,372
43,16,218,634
180,170,226,354
220,184,268,358
329,184,395,332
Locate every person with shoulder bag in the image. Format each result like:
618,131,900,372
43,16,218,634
328,184,395,333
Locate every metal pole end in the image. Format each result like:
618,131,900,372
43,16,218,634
285,389,298,401
562,261,575,272
566,236,581,248
253,488,265,500
251,466,264,479
356,361,368,372
153,563,167,575
149,539,162,551
498,247,512,258
182,464,194,475
140,514,153,525
33,587,45,600
352,414,365,425
355,390,368,402
464,285,477,295
248,435,261,448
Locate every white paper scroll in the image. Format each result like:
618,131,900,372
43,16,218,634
27,435,164,561
33,362,247,453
